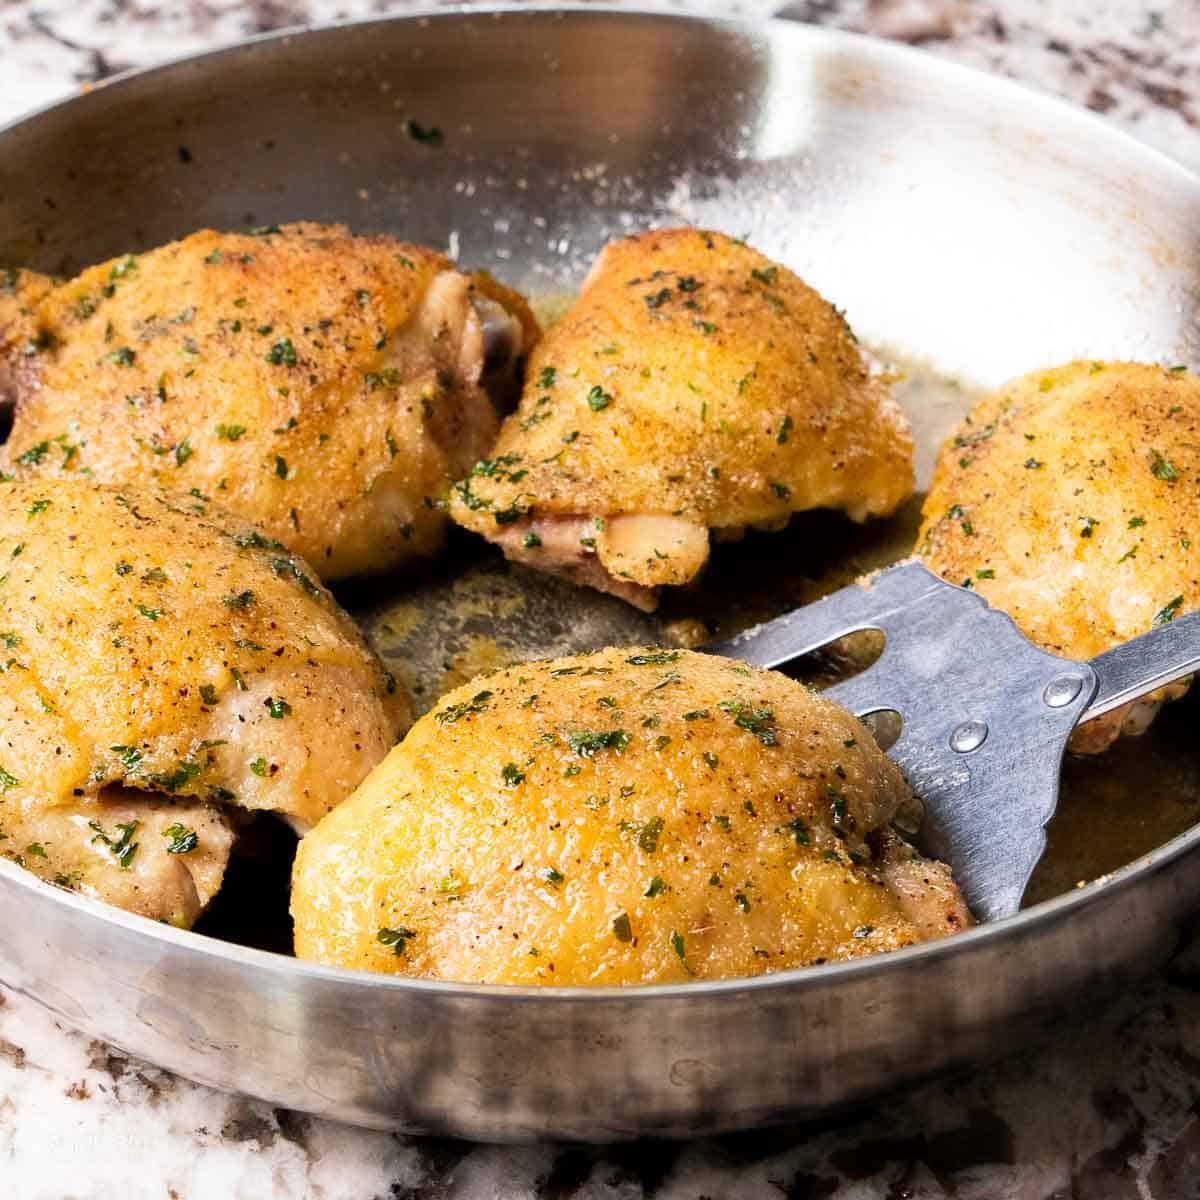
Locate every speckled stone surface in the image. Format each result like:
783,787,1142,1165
2,1,1200,1196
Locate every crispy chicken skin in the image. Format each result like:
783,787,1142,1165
918,361,1200,753
449,229,913,611
291,647,970,983
0,479,410,925
0,224,536,580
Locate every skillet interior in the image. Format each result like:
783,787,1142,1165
1,6,1200,1140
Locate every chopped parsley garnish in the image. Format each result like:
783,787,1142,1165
670,930,693,974
718,699,778,745
377,926,417,955
89,819,139,869
163,824,198,855
200,684,219,706
776,415,793,444
405,119,444,146
216,424,247,441
523,531,542,549
539,866,565,886
0,767,20,790
264,696,292,719
1078,516,1099,539
135,603,162,621
566,728,629,756
222,590,256,610
734,891,751,913
587,386,613,412
626,651,680,666
501,763,526,786
17,442,49,466
175,439,194,468
612,913,633,942
620,815,664,854
265,337,297,367
779,817,810,845
1153,596,1184,627
644,875,667,898
435,690,493,724
1129,516,1146,528
365,368,402,390
250,757,268,777
1151,450,1179,482
104,347,137,367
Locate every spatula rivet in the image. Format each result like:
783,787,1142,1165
1043,674,1084,708
949,719,988,753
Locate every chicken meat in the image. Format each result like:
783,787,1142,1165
291,646,970,984
918,360,1200,753
0,479,410,926
0,223,537,580
449,228,913,610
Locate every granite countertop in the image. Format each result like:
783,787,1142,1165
2,1,1200,1196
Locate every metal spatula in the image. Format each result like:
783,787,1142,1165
706,561,1200,922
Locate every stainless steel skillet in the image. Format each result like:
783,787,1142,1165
1,7,1200,1142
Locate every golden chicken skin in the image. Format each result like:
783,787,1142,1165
449,229,913,611
0,223,536,580
0,479,410,926
918,360,1200,753
291,647,969,984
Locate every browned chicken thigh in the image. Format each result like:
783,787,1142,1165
918,360,1200,752
450,229,913,610
0,479,409,926
0,224,536,580
292,647,969,983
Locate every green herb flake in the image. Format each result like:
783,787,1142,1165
266,337,297,367
670,930,692,974
435,689,493,725
264,696,292,719
626,651,680,666
377,926,417,955
644,875,667,898
501,763,526,786
612,913,633,943
164,824,199,854
1153,595,1184,627
89,819,139,869
587,385,613,412
567,728,630,756
539,866,565,886
779,817,810,846
250,757,269,777
406,119,444,146
718,699,778,745
1151,450,1179,482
